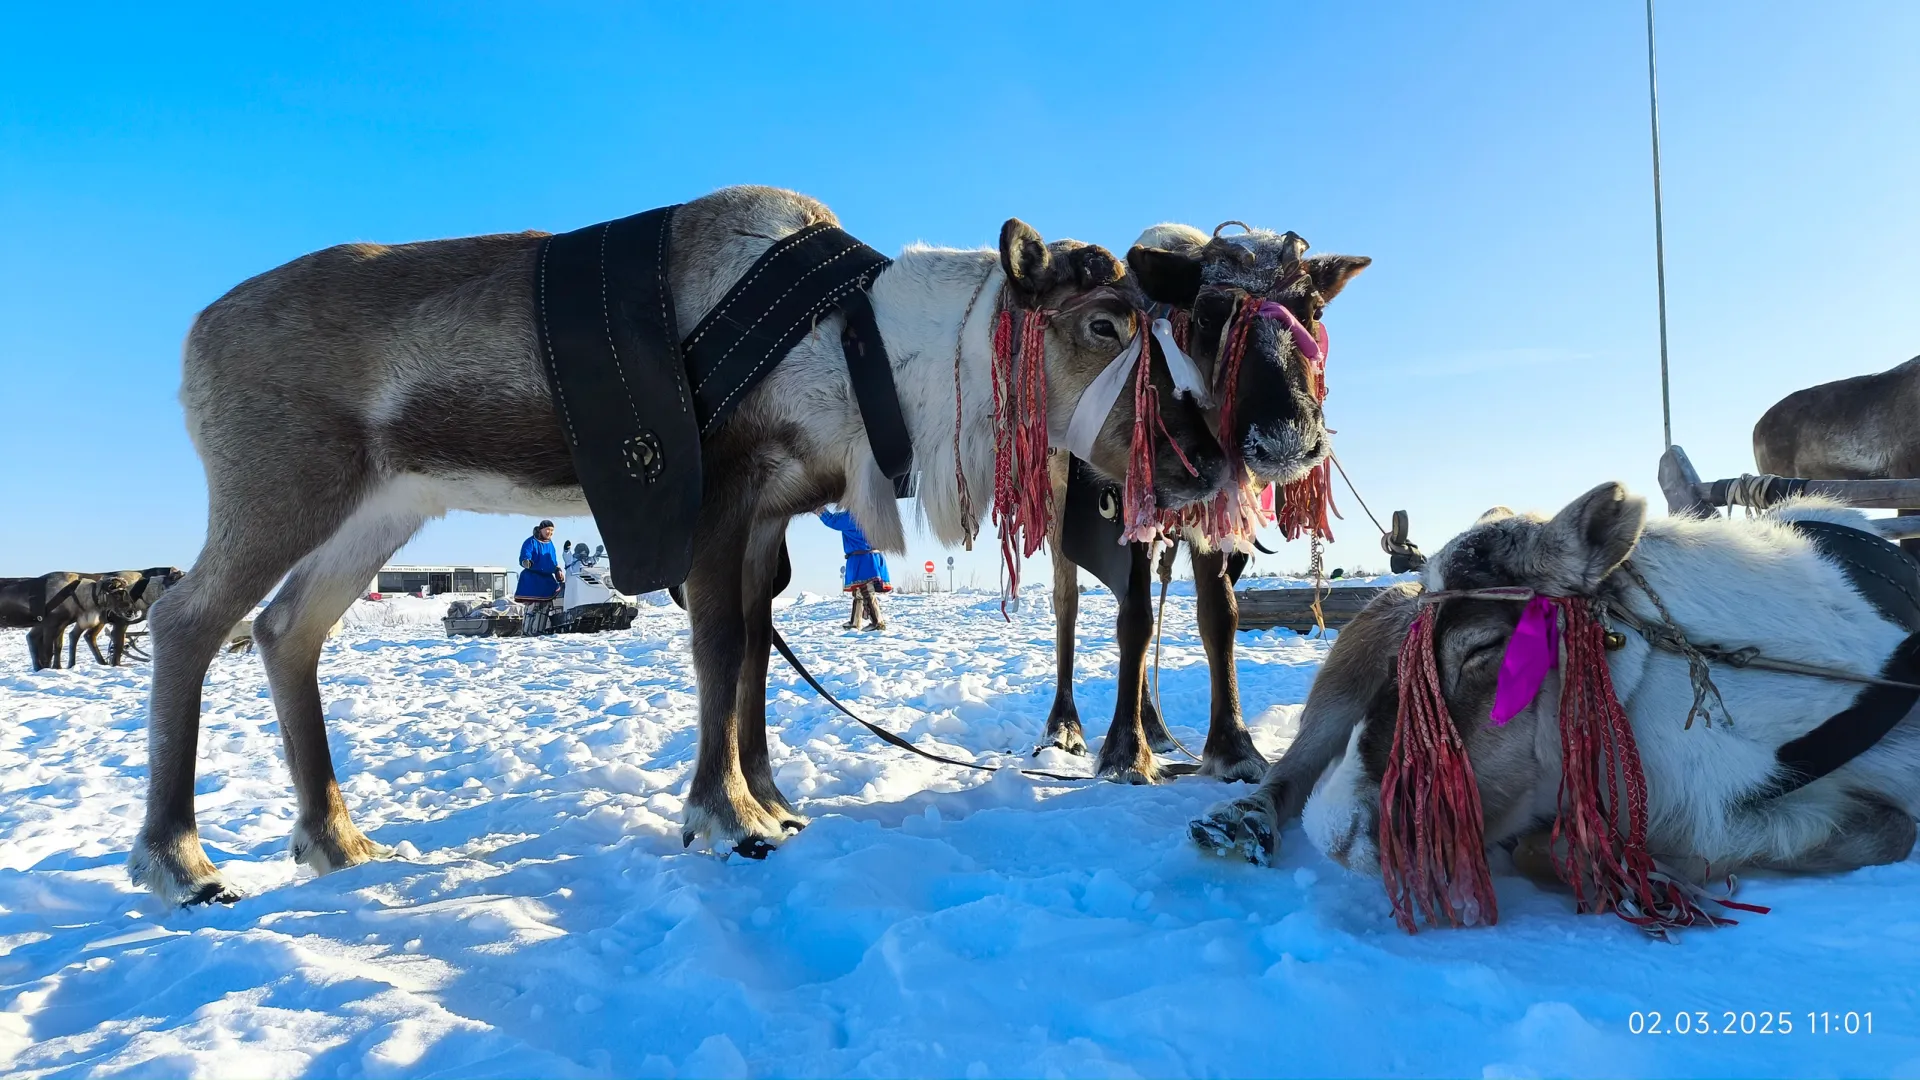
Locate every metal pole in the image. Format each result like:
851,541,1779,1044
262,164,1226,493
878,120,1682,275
1646,0,1673,448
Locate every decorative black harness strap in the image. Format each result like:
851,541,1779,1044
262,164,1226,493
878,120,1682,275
537,212,911,596
1757,521,1920,798
537,207,699,597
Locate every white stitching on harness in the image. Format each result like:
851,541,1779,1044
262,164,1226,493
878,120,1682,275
684,225,825,348
701,276,871,434
598,222,645,423
692,245,865,394
658,207,689,414
536,239,579,446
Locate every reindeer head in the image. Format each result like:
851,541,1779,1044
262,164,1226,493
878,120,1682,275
135,566,187,609
1128,226,1370,485
1302,483,1648,876
95,573,141,620
998,219,1225,508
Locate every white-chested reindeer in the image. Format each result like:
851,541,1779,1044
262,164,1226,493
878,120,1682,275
1042,223,1370,784
137,185,1228,904
1196,483,1920,923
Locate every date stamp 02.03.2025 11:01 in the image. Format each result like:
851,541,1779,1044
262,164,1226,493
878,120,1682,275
1628,1011,1875,1036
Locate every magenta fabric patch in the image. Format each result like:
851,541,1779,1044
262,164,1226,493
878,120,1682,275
1255,300,1323,363
1490,596,1559,725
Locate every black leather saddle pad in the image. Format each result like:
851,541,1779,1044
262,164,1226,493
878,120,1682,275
536,212,892,596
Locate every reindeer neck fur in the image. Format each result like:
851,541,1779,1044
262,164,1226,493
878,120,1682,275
864,245,1008,548
1577,501,1915,861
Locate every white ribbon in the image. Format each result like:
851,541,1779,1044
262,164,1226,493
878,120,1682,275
1058,331,1142,462
1152,318,1211,406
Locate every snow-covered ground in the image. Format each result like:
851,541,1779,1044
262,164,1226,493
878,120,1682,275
2,589,1916,1078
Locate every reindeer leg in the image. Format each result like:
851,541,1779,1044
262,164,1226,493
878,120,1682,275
84,623,111,666
1747,790,1917,874
1191,548,1265,782
48,618,72,669
1095,543,1159,783
255,499,425,878
1039,540,1087,755
27,623,53,672
133,492,359,904
737,523,805,832
683,514,788,857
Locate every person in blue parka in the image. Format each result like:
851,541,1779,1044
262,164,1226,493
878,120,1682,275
818,507,890,631
514,520,566,604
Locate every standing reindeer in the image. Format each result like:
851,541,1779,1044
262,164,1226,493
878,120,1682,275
68,566,185,666
1042,224,1371,783
1753,353,1920,554
0,572,137,671
136,186,1227,904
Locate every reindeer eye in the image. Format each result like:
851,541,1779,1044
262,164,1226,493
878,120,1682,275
1089,317,1119,340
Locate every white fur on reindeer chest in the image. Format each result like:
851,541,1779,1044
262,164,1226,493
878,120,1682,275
1605,513,1911,857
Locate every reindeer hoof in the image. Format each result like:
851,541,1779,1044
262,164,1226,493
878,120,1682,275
186,880,245,906
1190,799,1278,866
733,837,776,860
1035,733,1087,757
1198,751,1268,784
1037,717,1087,756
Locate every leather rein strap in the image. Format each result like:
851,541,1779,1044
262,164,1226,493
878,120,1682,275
769,628,1093,783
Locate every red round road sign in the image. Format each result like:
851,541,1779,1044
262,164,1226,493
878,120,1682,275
924,561,936,574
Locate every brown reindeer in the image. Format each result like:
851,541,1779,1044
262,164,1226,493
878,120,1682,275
135,185,1227,904
67,566,186,666
1753,353,1920,553
1042,224,1370,783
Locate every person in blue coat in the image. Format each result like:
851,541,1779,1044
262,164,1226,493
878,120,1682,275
818,507,890,631
514,520,566,604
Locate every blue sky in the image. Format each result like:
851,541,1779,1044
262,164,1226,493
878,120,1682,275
3,2,1916,596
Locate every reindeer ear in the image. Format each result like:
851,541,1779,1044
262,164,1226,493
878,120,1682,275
1067,244,1123,289
1305,254,1371,304
1127,245,1203,306
1000,219,1052,296
1544,482,1646,592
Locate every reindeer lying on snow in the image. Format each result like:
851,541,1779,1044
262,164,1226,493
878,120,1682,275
1043,224,1370,784
137,185,1227,904
0,572,138,671
1195,483,1920,934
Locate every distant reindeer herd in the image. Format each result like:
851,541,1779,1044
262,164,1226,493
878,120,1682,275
1,567,184,671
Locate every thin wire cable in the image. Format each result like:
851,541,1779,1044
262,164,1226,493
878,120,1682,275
1330,455,1389,539
1647,0,1673,449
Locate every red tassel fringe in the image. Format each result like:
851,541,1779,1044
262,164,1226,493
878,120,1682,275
1380,596,1770,937
990,305,1054,618
1380,607,1499,932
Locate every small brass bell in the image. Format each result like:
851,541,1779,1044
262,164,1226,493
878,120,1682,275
1603,629,1628,651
